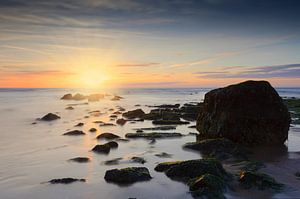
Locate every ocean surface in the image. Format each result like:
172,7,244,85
0,87,300,199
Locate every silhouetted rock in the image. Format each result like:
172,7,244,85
92,144,111,154
63,130,85,136
49,178,86,184
116,118,127,125
105,141,118,148
61,94,73,100
123,109,145,119
104,167,152,184
197,80,291,146
40,113,60,121
69,157,90,163
96,133,120,140
89,128,97,132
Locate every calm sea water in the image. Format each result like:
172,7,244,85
0,87,299,199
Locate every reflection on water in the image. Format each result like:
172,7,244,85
0,88,299,199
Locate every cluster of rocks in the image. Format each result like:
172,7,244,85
61,93,105,102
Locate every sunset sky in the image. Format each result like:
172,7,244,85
0,0,300,88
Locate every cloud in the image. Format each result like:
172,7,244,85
195,63,300,79
124,81,184,87
116,62,160,67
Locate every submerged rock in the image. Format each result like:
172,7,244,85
63,130,85,136
239,171,283,190
41,113,60,121
104,167,152,184
104,158,123,165
89,128,97,132
61,94,73,100
131,157,146,164
74,122,84,127
155,159,228,181
123,109,145,119
155,152,173,158
116,118,127,125
125,132,183,139
65,106,74,110
188,174,226,198
196,80,291,146
49,178,86,184
69,157,90,163
96,133,120,140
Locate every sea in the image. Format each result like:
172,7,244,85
0,87,299,199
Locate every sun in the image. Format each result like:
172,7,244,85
78,70,110,89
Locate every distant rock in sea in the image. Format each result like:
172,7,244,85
40,113,60,121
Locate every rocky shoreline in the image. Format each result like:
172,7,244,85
35,80,300,199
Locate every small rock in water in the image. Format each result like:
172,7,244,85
49,178,86,184
104,167,152,184
99,123,116,127
65,106,74,110
123,109,145,119
104,158,123,165
149,139,156,144
89,128,97,132
155,152,172,158
116,118,127,125
96,133,120,140
63,130,85,136
92,144,111,154
131,157,146,164
69,157,90,163
125,132,183,139
61,94,73,100
40,113,61,121
105,141,118,148
74,122,84,127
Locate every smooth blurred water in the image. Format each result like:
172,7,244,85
0,87,299,199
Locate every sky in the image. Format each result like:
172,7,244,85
0,0,300,88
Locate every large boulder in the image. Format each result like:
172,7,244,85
196,80,290,145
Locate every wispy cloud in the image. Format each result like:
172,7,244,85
195,63,300,78
115,62,160,67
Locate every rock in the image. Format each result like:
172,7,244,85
152,120,189,125
89,128,97,132
69,157,90,163
283,98,300,124
63,130,85,136
188,125,196,128
65,106,74,110
123,109,145,119
239,171,283,190
149,138,156,144
92,144,111,154
116,118,127,125
125,132,183,139
104,158,123,165
40,113,60,121
73,93,86,100
155,159,229,181
96,133,120,140
116,138,130,142
104,167,152,184
188,174,226,198
105,141,118,148
99,123,116,127
49,178,86,184
134,126,176,131
110,114,118,118
136,129,143,133
61,94,73,100
155,152,173,158
93,120,104,124
74,122,84,127
131,157,146,164
183,138,246,160
180,103,203,121
197,80,291,146
113,111,122,115
148,104,180,108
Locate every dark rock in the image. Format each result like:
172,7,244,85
134,126,176,131
180,103,203,121
96,133,120,140
113,111,122,114
149,138,156,144
152,120,189,125
110,114,118,118
105,141,118,148
116,138,130,142
123,109,145,119
61,94,73,100
239,171,283,190
131,157,146,164
155,152,173,158
104,167,152,184
116,118,127,125
74,122,84,127
41,113,60,121
136,129,143,133
89,128,97,132
183,138,246,160
65,106,74,110
63,130,85,136
69,157,90,163
283,98,300,124
148,104,180,108
197,80,291,146
155,159,229,181
188,125,196,128
49,178,86,184
188,174,226,199
92,144,111,154
125,132,183,139
104,158,123,165
93,120,104,124
99,123,116,127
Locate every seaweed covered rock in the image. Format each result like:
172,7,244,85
155,159,228,181
122,109,145,119
183,138,246,160
40,113,60,121
104,167,152,184
188,174,226,199
197,80,291,146
239,171,283,190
